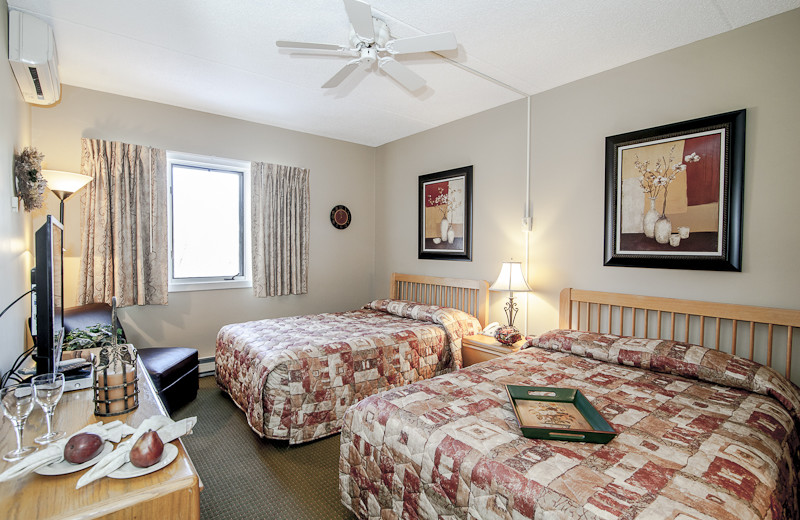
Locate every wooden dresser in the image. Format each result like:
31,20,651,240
0,360,201,520
462,334,525,366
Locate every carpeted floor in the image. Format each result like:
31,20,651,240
173,376,358,520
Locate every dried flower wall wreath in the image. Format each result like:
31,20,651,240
14,146,47,212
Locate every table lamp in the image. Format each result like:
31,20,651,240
489,261,532,336
41,169,92,223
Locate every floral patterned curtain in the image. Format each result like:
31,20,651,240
78,138,168,307
251,162,309,297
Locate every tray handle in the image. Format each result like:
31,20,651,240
548,432,586,441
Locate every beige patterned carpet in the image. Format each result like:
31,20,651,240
173,376,356,519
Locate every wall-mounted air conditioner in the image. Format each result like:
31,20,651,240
8,9,61,106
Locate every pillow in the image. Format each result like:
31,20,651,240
63,324,127,351
525,329,800,425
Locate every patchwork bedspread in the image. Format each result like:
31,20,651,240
340,329,800,520
215,299,480,444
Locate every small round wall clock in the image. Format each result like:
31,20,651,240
330,205,352,229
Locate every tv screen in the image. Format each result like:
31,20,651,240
33,215,64,375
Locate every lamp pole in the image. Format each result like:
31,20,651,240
504,292,519,328
50,190,69,224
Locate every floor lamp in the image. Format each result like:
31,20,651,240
41,170,93,224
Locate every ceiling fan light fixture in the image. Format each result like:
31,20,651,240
360,47,377,65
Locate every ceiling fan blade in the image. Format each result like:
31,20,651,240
343,0,375,42
277,41,349,51
322,60,361,88
385,32,458,55
378,57,426,92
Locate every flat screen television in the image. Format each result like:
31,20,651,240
32,215,64,375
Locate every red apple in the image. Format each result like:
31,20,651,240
64,432,104,464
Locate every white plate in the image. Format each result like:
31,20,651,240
35,441,114,476
108,443,178,479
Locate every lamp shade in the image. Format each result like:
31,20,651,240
41,170,92,200
489,261,532,293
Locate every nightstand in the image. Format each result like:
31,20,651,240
462,334,526,367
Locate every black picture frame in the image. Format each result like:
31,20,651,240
418,166,473,261
604,109,745,271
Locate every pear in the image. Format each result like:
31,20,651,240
129,429,164,468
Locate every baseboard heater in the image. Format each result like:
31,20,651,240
198,356,215,377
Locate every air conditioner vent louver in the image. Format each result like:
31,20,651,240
8,10,61,106
28,67,44,97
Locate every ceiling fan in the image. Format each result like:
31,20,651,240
276,0,458,92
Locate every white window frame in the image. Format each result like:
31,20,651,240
167,151,251,292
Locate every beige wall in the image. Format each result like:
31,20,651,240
11,8,799,373
374,98,530,326
0,1,33,375
528,8,800,328
376,10,800,335
31,86,376,359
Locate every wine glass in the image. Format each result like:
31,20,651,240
32,373,66,444
1,383,37,461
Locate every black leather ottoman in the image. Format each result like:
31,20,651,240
137,347,199,415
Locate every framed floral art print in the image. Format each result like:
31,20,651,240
604,110,745,271
418,166,473,261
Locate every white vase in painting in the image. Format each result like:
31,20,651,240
440,218,450,241
447,227,455,244
654,216,672,244
643,197,659,238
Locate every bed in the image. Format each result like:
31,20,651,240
340,288,800,519
215,273,488,444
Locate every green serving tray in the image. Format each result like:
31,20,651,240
505,385,617,444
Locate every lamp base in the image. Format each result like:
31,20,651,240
495,325,522,345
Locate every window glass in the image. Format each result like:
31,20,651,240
167,153,250,291
172,165,242,278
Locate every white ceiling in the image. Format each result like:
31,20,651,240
8,0,799,147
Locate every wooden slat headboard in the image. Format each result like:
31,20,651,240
559,288,800,385
391,273,489,327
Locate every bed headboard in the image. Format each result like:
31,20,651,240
559,288,800,385
390,273,489,327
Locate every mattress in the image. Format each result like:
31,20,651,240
215,299,481,444
340,329,800,519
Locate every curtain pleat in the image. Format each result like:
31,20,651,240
78,138,168,307
251,162,309,297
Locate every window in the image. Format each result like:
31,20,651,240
167,152,251,292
